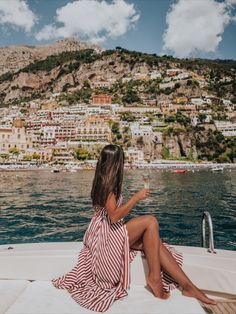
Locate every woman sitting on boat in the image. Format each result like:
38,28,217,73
52,144,216,312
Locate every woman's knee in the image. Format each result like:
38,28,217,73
143,215,159,229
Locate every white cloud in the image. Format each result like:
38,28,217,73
36,0,139,43
0,0,37,32
225,0,236,5
163,0,236,58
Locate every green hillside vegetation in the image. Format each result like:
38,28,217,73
22,49,99,74
1,47,235,83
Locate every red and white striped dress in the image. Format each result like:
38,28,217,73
52,198,183,312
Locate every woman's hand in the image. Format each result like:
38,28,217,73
134,188,150,201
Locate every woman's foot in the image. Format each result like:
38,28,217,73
146,275,170,300
182,283,217,305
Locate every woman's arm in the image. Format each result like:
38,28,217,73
105,189,149,223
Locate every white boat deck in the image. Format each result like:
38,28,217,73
1,280,205,314
1,242,236,314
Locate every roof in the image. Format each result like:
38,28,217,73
0,128,12,132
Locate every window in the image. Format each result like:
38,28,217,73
2,134,5,139
18,128,20,133
17,134,21,139
7,135,10,139
8,144,11,148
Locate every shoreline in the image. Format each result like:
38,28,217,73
0,162,236,172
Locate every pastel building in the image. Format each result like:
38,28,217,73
0,117,32,154
159,82,175,90
92,94,112,105
190,98,204,106
52,142,74,163
40,122,77,146
150,71,162,80
76,116,111,142
130,123,152,138
166,69,182,76
41,126,57,146
214,121,236,137
174,97,188,104
124,148,144,162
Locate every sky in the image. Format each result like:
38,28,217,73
0,0,236,60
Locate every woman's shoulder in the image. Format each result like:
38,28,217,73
93,193,123,210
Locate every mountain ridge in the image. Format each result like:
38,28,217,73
0,37,103,76
0,40,235,105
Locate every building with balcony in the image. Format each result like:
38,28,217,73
76,116,111,142
214,121,236,137
130,123,152,138
124,148,144,163
52,142,74,163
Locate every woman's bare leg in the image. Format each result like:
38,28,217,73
159,241,216,304
125,215,216,305
125,215,169,299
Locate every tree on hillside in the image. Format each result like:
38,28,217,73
75,147,89,161
175,112,191,126
198,113,207,123
164,115,175,123
9,147,20,155
120,111,136,122
122,89,140,104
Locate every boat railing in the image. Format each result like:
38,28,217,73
201,211,216,254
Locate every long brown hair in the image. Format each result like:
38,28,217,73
91,144,124,207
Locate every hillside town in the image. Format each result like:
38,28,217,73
0,41,235,167
0,89,235,166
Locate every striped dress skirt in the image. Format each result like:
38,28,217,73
52,207,183,312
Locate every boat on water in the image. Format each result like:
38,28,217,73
51,167,60,173
174,169,187,173
211,166,225,172
68,168,77,173
1,212,236,314
82,165,95,170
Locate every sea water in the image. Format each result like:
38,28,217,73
0,169,235,250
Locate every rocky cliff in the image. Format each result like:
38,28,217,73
0,38,103,76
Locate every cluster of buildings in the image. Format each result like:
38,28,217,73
0,66,235,163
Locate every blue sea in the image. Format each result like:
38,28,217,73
0,169,235,250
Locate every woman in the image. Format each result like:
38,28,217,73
52,144,216,312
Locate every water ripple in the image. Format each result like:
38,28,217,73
0,169,235,250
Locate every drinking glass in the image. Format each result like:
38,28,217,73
142,174,150,189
